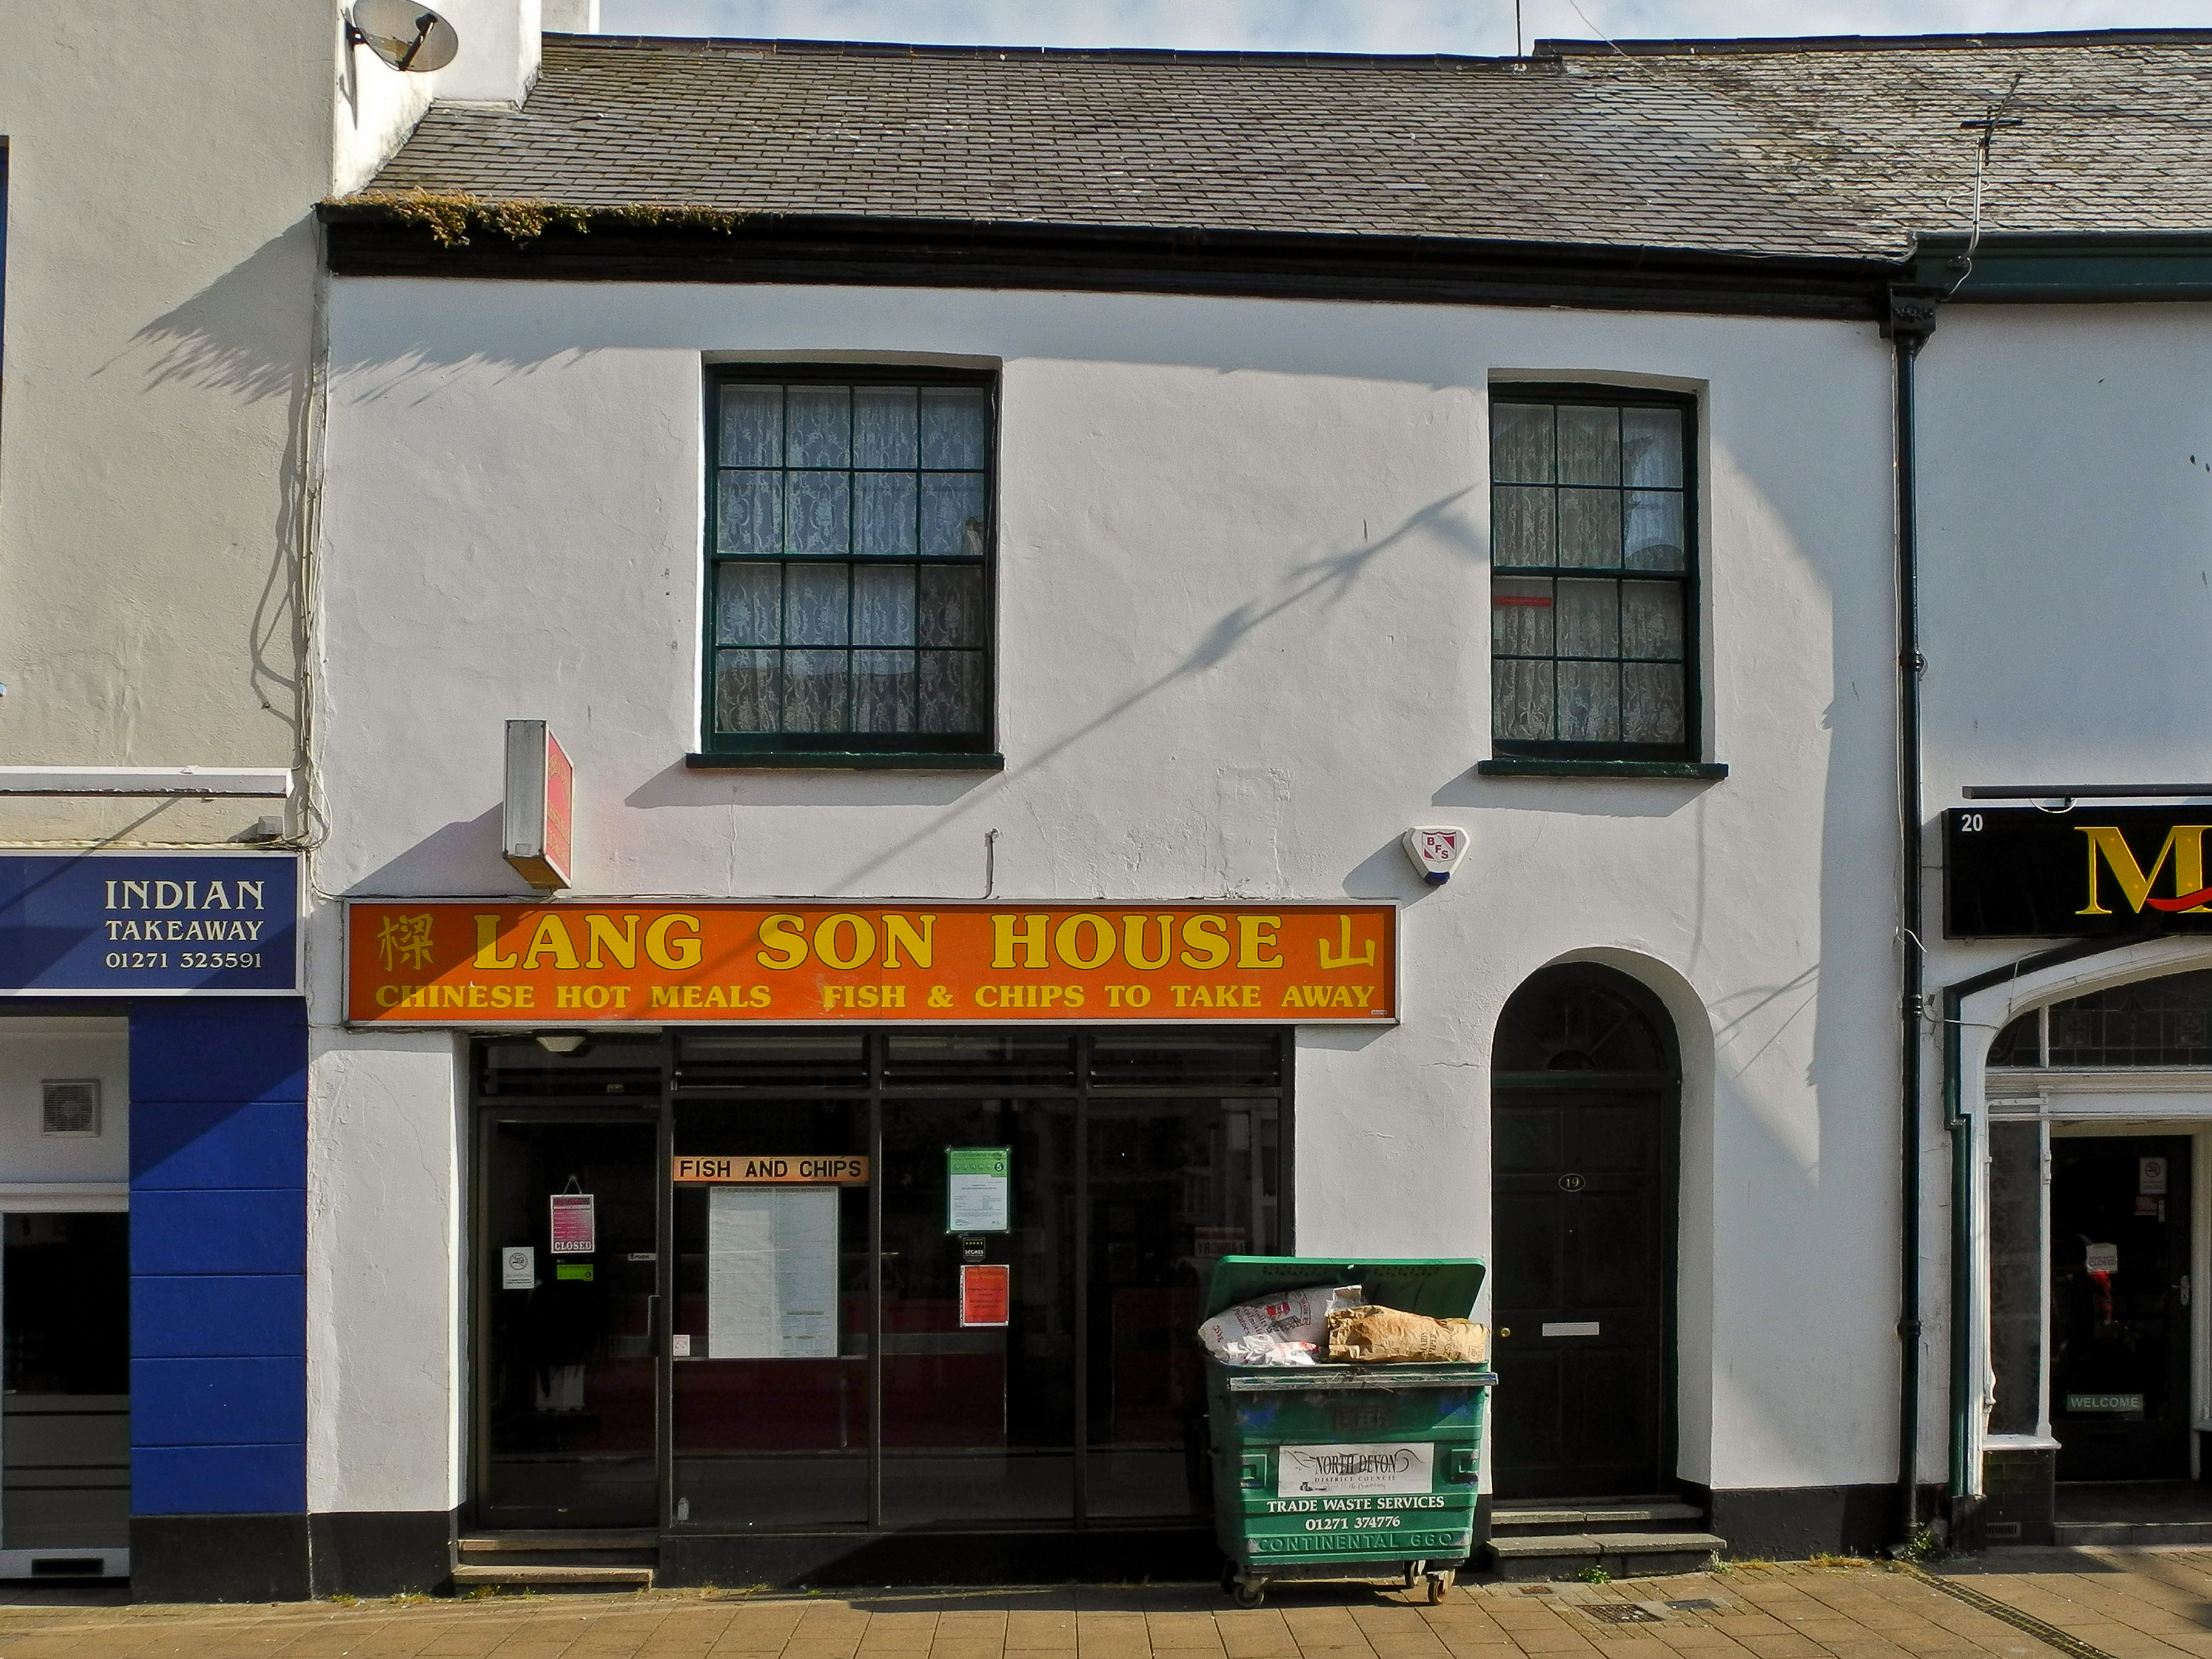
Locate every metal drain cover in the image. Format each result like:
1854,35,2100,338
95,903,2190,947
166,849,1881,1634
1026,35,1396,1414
1584,1604,1662,1624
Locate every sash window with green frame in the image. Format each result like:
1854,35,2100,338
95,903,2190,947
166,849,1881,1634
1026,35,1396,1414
705,369,996,761
1489,387,1698,762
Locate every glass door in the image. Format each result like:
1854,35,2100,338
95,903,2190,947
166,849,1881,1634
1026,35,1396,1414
2051,1134,2193,1481
3,1213,129,1547
478,1114,661,1527
670,1089,872,1528
877,1096,1076,1526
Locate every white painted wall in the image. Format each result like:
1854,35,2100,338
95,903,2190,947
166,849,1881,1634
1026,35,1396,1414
434,0,543,106
310,277,1902,1507
0,1021,128,1192
304,1030,466,1515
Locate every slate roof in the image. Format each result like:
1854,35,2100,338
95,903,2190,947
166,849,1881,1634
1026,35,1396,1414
359,31,2212,263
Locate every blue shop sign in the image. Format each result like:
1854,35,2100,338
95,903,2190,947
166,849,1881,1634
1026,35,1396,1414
0,853,300,995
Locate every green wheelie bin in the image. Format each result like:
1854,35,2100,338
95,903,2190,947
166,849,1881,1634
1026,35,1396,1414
1204,1257,1495,1608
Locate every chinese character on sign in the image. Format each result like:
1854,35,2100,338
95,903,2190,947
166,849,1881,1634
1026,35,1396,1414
377,913,436,971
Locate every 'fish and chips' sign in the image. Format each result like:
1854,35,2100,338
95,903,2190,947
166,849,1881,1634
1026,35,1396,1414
348,902,1396,1025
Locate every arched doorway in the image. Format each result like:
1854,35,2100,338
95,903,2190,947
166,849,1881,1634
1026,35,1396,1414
1490,964,1680,1499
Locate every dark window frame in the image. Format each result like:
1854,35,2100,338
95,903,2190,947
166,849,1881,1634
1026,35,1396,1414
699,364,1000,764
1487,384,1703,765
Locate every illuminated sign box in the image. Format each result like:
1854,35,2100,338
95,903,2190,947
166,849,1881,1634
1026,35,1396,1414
347,902,1396,1025
502,720,573,891
1946,807,2212,937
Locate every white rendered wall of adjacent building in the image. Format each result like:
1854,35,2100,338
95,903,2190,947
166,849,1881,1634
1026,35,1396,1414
1917,304,2212,822
306,278,1902,1509
0,2,329,843
0,1,566,848
1912,303,2212,1486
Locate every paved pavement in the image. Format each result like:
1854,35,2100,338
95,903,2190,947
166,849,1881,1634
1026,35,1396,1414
0,1561,2089,1659
1940,1545,2212,1659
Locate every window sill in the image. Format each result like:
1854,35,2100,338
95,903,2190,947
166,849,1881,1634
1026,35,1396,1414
1475,758,1729,781
686,751,1006,772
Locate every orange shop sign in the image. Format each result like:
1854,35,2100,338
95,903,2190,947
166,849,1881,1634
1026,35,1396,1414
347,902,1396,1025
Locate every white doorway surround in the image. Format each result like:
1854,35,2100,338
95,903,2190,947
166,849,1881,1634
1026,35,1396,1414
1964,938,2212,1493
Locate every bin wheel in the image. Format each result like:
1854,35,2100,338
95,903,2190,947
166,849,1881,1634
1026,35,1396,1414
1219,1563,1239,1594
1426,1571,1453,1605
1233,1578,1266,1609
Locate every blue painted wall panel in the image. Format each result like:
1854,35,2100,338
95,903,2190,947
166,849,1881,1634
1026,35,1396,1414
132,1275,306,1359
130,999,309,1519
132,1099,306,1189
132,1443,306,1518
130,999,307,1105
130,1188,306,1276
131,1356,309,1446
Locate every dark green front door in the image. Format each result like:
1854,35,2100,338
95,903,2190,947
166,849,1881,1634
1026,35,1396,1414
1490,1087,1674,1498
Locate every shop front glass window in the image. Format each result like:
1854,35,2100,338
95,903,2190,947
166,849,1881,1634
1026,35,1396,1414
1986,1121,2045,1437
658,1028,1285,1531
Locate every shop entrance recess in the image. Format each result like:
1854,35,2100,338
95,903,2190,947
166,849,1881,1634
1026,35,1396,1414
1489,966,1679,1500
472,1028,1287,1537
2050,1135,2192,1482
474,1041,668,1528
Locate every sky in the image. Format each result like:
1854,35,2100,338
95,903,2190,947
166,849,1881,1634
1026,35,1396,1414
600,0,2212,55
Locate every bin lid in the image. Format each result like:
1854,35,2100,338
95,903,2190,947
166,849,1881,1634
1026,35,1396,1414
1201,1256,1486,1321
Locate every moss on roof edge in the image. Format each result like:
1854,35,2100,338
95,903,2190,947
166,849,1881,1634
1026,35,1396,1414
336,189,756,249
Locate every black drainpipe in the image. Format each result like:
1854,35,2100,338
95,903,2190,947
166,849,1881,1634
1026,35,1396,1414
1885,286,1939,1549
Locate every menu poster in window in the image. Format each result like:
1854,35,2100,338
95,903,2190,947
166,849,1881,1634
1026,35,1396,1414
959,1262,1011,1327
946,1147,1011,1233
707,1187,839,1359
549,1192,595,1255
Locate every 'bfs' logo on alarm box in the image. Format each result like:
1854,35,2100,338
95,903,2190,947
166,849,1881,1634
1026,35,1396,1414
1401,826,1468,886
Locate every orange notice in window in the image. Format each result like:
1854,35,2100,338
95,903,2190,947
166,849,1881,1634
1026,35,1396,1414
960,1263,1010,1328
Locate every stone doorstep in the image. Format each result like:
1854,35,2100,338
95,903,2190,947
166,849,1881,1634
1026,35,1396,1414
450,1564,656,1587
1489,1503,1706,1533
2053,1520,2212,1545
1485,1532,1726,1583
459,1531,659,1552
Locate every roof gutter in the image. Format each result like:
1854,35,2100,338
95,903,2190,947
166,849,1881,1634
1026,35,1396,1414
1911,232,2212,303
315,203,1903,322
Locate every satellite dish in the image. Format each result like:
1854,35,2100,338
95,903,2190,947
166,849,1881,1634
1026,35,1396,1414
347,0,461,73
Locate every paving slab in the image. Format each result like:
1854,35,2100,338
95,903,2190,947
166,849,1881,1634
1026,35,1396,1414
0,1564,2099,1659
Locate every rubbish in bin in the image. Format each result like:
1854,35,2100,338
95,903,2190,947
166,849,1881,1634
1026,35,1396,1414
1197,1282,1363,1366
1327,1304,1489,1363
